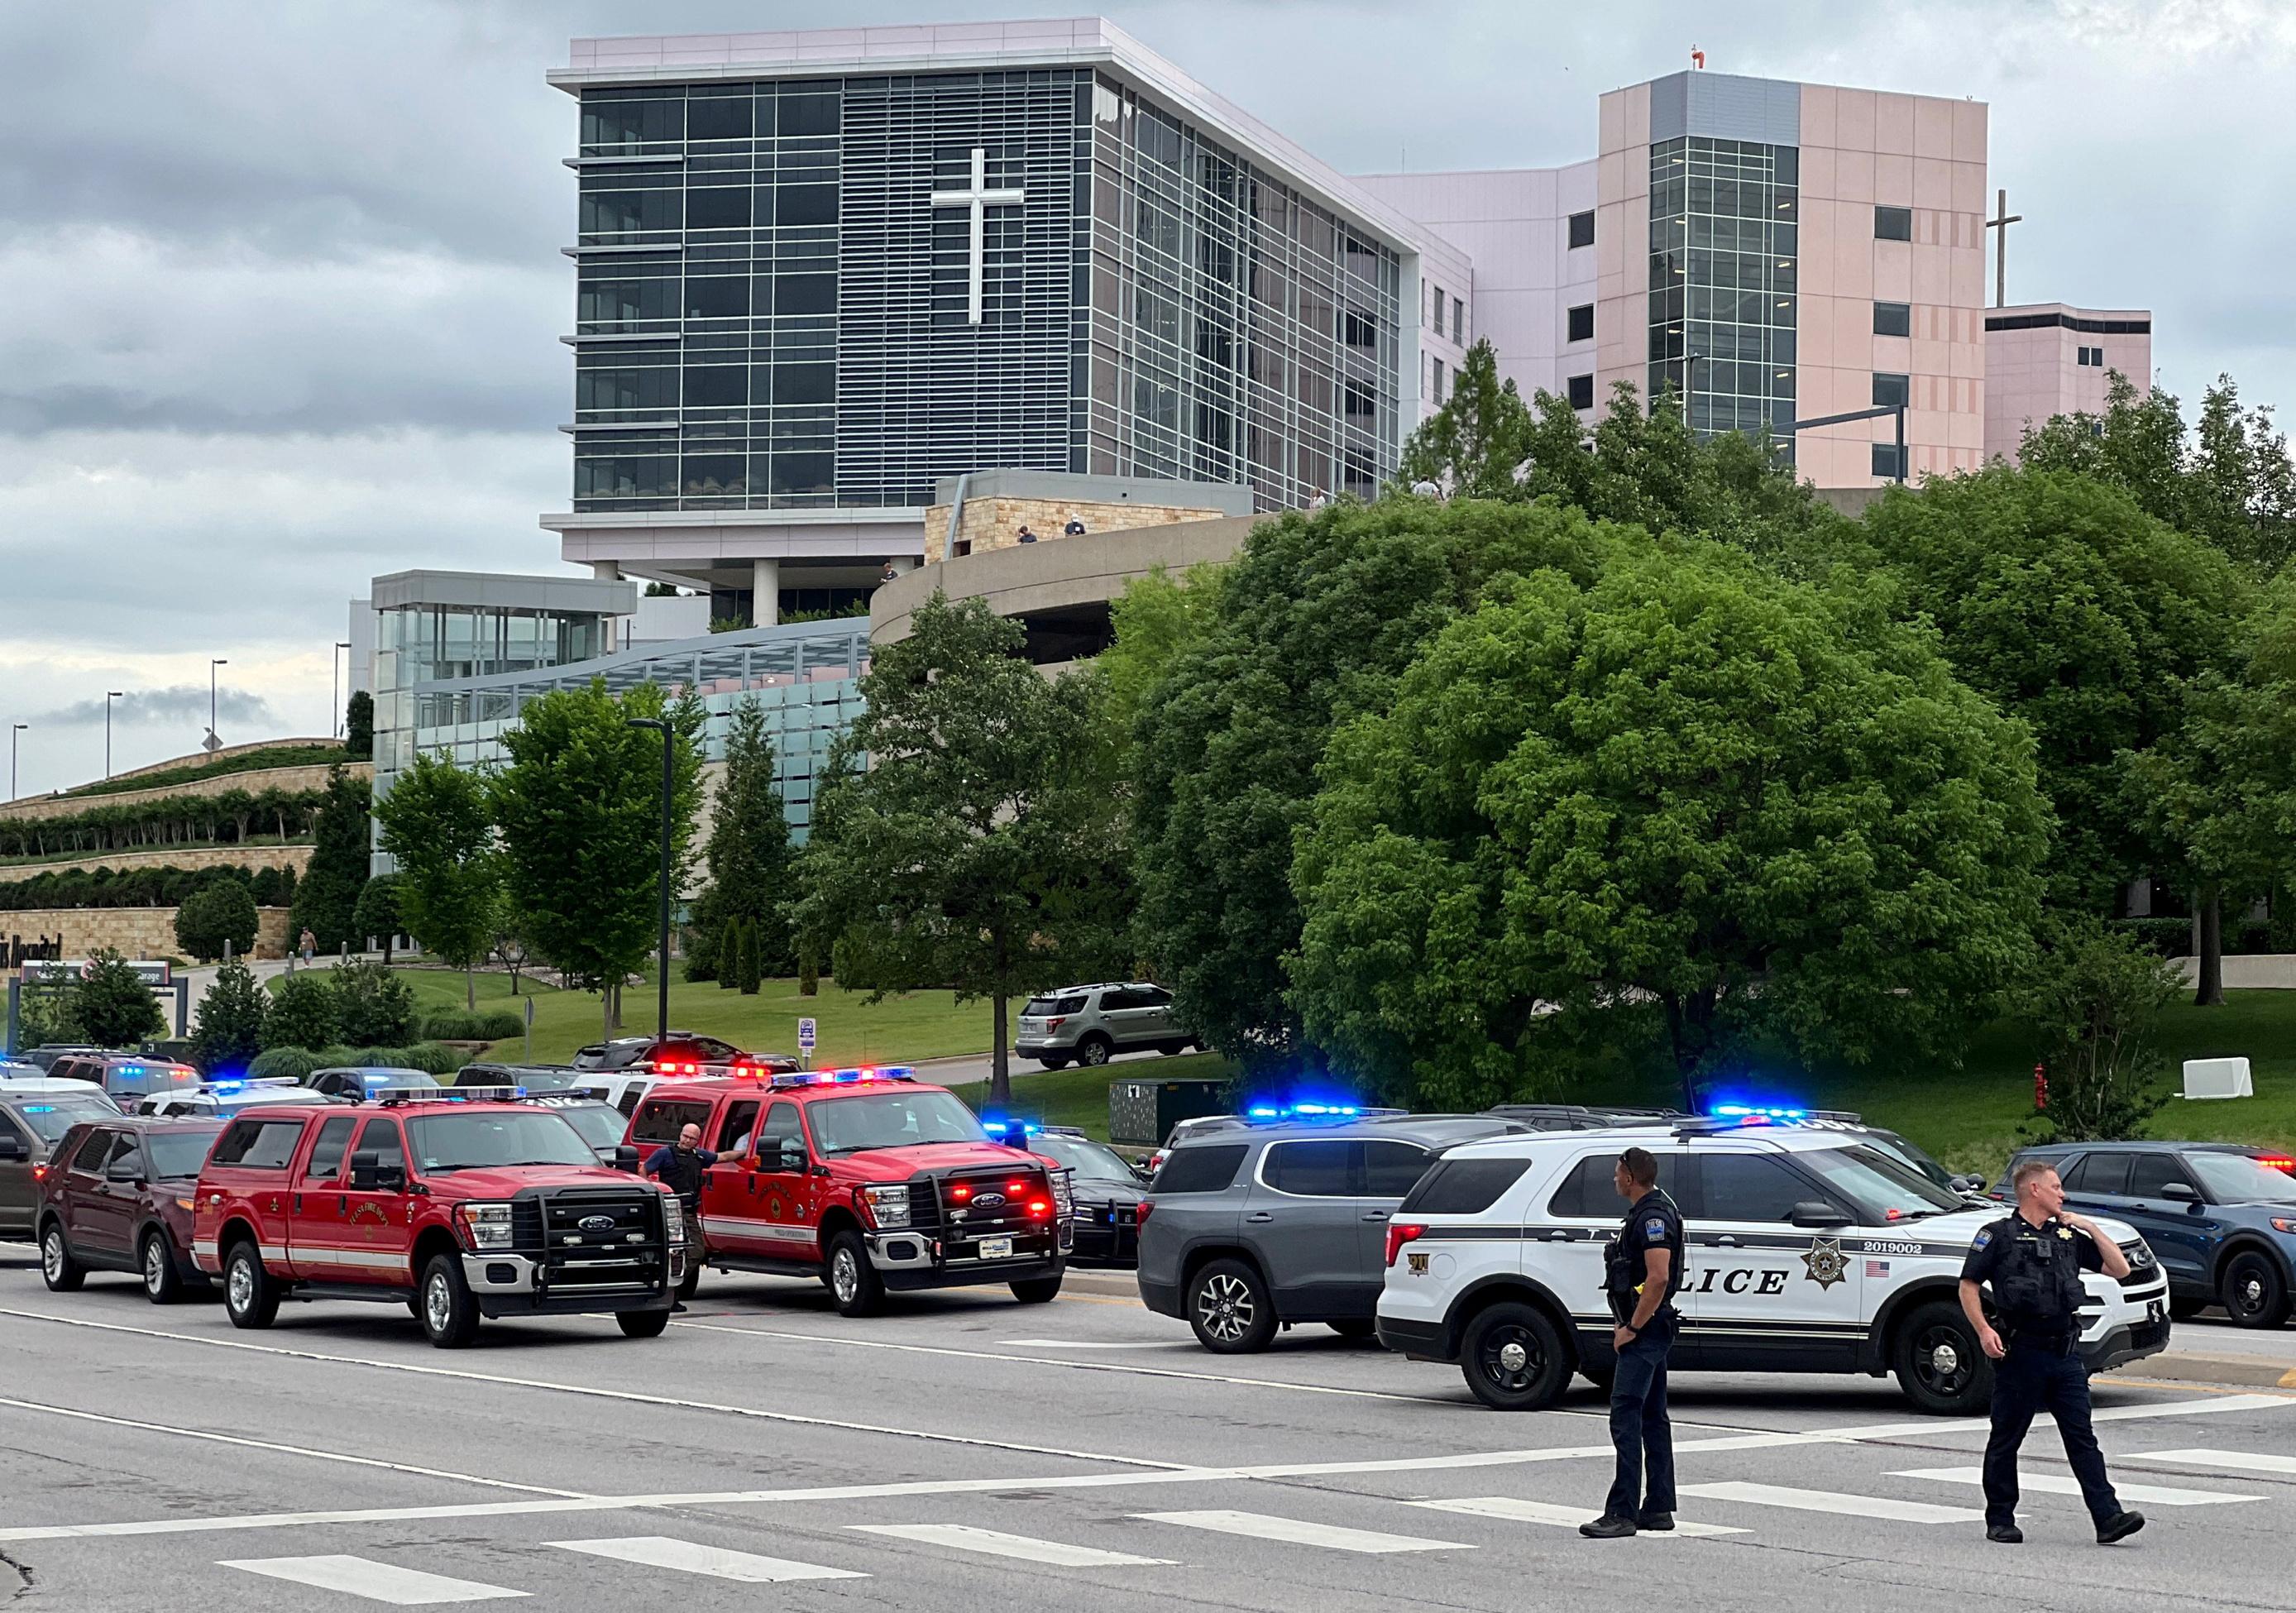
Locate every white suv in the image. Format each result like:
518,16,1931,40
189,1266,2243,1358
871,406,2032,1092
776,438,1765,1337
1016,983,1197,1069
1375,1118,2171,1415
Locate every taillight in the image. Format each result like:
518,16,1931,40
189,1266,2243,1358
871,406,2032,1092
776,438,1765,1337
31,1165,49,1184
1027,1199,1051,1218
1007,1180,1027,1195
1136,1199,1154,1228
1385,1221,1427,1266
1045,1017,1067,1031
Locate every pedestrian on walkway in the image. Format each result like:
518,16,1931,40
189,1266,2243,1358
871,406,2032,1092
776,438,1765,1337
1063,516,1086,536
1961,1160,2145,1545
1016,524,1039,544
298,927,315,970
1581,1146,1683,1538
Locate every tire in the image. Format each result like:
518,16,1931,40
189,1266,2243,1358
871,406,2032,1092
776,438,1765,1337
222,1240,280,1330
617,1308,672,1338
2169,1295,2208,1323
1327,1318,1378,1339
1011,1276,1064,1304
1892,1299,1992,1414
826,1231,885,1318
140,1231,184,1304
38,1222,84,1293
419,1252,482,1348
2221,1249,2293,1329
1187,1257,1277,1353
1459,1301,1570,1411
1076,1034,1114,1069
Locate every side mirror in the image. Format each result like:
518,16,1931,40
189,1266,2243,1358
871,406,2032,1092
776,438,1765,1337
1949,1174,1984,1194
108,1162,141,1184
612,1143,640,1174
1789,1199,1853,1229
779,1142,807,1174
0,1135,28,1161
350,1150,404,1191
2161,1182,2199,1203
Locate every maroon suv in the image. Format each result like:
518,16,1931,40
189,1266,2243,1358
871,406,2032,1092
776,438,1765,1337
37,1116,224,1303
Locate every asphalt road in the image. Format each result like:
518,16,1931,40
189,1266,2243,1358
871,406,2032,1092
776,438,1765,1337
5,1247,2296,1611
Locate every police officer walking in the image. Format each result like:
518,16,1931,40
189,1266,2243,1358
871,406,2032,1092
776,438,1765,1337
1959,1158,2145,1545
1581,1146,1684,1539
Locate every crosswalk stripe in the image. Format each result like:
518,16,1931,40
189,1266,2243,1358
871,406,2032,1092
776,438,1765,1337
851,1524,1173,1567
1409,1497,1747,1537
1137,1510,1469,1553
218,1556,525,1604
2131,1448,2296,1477
1891,1467,2263,1506
1680,1482,1981,1524
544,1537,864,1582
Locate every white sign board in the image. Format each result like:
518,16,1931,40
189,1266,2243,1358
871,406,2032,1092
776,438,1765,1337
797,1017,816,1050
2183,1057,2253,1101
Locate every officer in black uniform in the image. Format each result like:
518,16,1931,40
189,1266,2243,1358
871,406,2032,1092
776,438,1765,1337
645,1123,717,1312
1581,1146,1685,1539
1959,1156,2145,1546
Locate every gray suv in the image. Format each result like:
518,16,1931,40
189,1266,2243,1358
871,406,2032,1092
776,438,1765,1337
1017,982,1197,1069
1,1080,126,1241
1136,1114,1523,1352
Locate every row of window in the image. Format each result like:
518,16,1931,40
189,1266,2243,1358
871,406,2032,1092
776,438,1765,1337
1424,280,1466,344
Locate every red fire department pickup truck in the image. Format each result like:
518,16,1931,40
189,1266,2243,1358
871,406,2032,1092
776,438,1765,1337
192,1086,684,1347
626,1065,1072,1316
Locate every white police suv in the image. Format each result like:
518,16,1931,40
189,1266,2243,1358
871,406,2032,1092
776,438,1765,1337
1375,1115,2171,1414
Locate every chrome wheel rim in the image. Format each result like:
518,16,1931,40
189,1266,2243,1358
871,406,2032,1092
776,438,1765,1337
832,1250,859,1304
424,1271,453,1334
143,1239,167,1295
1195,1273,1254,1343
227,1255,255,1314
41,1230,64,1283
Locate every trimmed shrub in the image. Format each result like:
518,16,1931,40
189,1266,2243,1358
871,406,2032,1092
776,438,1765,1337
191,957,268,1075
175,878,260,963
331,959,415,1046
265,971,341,1051
419,1009,524,1042
2113,917,2192,959
248,1045,328,1081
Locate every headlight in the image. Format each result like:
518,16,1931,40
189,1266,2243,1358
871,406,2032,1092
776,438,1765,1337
455,1202,515,1251
2125,1242,2154,1269
1050,1170,1073,1213
660,1194,684,1239
862,1185,911,1228
2273,1218,2295,1235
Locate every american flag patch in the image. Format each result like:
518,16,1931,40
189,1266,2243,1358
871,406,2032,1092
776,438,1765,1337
1865,1260,1891,1278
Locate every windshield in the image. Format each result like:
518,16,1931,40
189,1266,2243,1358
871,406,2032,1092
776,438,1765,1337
2188,1152,2296,1204
146,1129,222,1178
1033,1132,1141,1182
808,1090,985,1156
552,1105,628,1151
406,1111,597,1173
1798,1144,1964,1222
1863,1129,1958,1192
13,1100,117,1142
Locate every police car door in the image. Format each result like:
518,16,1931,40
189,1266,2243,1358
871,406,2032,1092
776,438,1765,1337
1688,1148,1862,1370
1537,1146,1688,1368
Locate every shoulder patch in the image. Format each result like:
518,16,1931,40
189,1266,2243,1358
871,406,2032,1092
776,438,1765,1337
1973,1229,1993,1249
1645,1218,1668,1237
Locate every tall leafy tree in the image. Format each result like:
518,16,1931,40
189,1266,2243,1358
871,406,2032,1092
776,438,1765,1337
174,878,259,963
1290,545,2051,1108
690,699,794,984
74,950,166,1048
491,680,703,1040
798,594,1131,1105
375,751,500,1009
352,872,406,967
289,767,371,954
191,956,269,1075
1395,339,1536,498
343,689,375,761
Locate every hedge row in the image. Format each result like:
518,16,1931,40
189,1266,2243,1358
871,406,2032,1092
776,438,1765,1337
2115,916,2291,958
1,863,300,912
417,1008,526,1042
246,1041,464,1080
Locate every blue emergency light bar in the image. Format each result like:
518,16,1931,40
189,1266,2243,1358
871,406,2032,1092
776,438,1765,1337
979,1115,1043,1143
373,1084,526,1104
1240,1100,1401,1122
767,1065,917,1089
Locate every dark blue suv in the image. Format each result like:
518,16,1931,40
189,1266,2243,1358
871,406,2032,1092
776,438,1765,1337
1999,1142,2296,1328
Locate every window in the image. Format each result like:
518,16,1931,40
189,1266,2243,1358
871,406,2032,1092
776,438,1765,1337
683,366,746,406
1431,283,1445,327
1098,986,1153,1011
1430,357,1444,402
2065,1152,2131,1196
70,1129,116,1174
716,1099,761,1156
1567,373,1595,411
615,1086,645,1118
105,1132,146,1178
304,1115,358,1182
2187,1152,2296,1204
776,184,838,227
1547,1150,1685,1217
776,273,836,315
212,1118,308,1170
684,277,749,320
1873,301,1911,337
1700,1153,1817,1223
685,187,750,231
1022,993,1090,1017
355,1118,405,1176
2128,1153,2197,1200
1362,1140,1434,1198
757,1101,806,1167
772,363,835,405
685,95,752,141
1872,443,1906,479
1399,1156,1531,1215
632,1098,715,1148
773,92,839,137
146,1128,220,1180
1872,371,1910,409
1452,295,1464,344
1262,1139,1353,1196
2078,345,2105,367
1151,1143,1250,1194
1874,205,1912,242
1567,209,1595,250
1567,303,1595,343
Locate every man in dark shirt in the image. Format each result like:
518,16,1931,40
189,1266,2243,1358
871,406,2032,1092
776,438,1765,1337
646,1123,716,1311
1960,1157,2144,1545
1016,524,1039,544
1582,1146,1684,1539
1063,517,1087,536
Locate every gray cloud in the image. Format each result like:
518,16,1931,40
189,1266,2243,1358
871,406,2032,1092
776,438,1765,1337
33,685,277,729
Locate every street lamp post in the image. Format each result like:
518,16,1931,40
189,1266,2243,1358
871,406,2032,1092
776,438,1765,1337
104,692,123,778
9,724,25,801
332,642,351,738
209,658,228,752
624,717,675,1041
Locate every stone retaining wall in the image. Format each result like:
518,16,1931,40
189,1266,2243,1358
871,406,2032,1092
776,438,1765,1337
0,907,294,960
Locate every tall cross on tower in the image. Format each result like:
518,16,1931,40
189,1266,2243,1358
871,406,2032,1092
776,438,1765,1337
1985,188,2022,309
930,146,1026,325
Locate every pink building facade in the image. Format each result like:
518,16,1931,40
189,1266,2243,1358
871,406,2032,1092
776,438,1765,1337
1984,303,2153,457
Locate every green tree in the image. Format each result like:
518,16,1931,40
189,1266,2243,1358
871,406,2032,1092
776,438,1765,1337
290,767,371,953
1862,467,2252,912
74,950,166,1048
352,871,406,967
265,970,341,1050
798,594,1131,1104
1395,339,1536,498
690,699,794,986
734,915,762,996
2020,918,2180,1142
374,751,500,1009
1089,562,1227,746
711,919,738,988
1290,545,2052,1108
1132,497,1614,1065
344,689,375,761
174,878,259,963
491,680,703,1040
191,956,269,1075
330,958,416,1046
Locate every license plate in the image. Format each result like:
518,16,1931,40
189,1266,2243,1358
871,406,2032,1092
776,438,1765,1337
979,1237,1014,1260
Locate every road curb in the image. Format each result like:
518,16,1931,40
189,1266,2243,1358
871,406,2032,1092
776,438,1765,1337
2109,1350,2296,1389
1062,1269,1141,1299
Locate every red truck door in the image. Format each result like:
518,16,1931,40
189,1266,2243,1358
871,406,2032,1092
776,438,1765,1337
213,1114,311,1271
699,1096,763,1256
339,1117,414,1285
284,1113,359,1280
755,1100,821,1260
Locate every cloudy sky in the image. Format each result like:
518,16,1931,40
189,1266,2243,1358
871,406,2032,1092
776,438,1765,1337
2,0,2289,796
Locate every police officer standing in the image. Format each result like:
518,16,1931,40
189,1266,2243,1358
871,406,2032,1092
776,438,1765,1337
646,1122,717,1312
1959,1158,2145,1545
1581,1146,1684,1539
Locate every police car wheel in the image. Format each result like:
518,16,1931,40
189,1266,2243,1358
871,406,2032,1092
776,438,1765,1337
419,1253,482,1348
1892,1299,1990,1414
828,1231,885,1318
1189,1258,1277,1353
616,1308,672,1338
1460,1302,1567,1411
2221,1250,2292,1329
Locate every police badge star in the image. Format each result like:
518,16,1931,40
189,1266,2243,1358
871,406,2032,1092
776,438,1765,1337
1801,1236,1849,1290
2057,1227,2074,1240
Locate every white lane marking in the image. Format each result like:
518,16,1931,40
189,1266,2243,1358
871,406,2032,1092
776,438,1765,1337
997,1338,1176,1350
2132,1447,2296,1476
851,1523,1173,1567
219,1555,525,1604
1681,1482,1982,1524
0,1395,589,1499
1139,1510,1469,1553
547,1536,863,1582
1891,1466,2262,1506
1408,1496,1748,1537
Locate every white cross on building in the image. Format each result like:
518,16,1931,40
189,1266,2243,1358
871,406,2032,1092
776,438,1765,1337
930,146,1026,325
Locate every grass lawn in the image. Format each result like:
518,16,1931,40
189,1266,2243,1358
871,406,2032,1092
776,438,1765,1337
389,967,994,1066
943,1052,1236,1137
